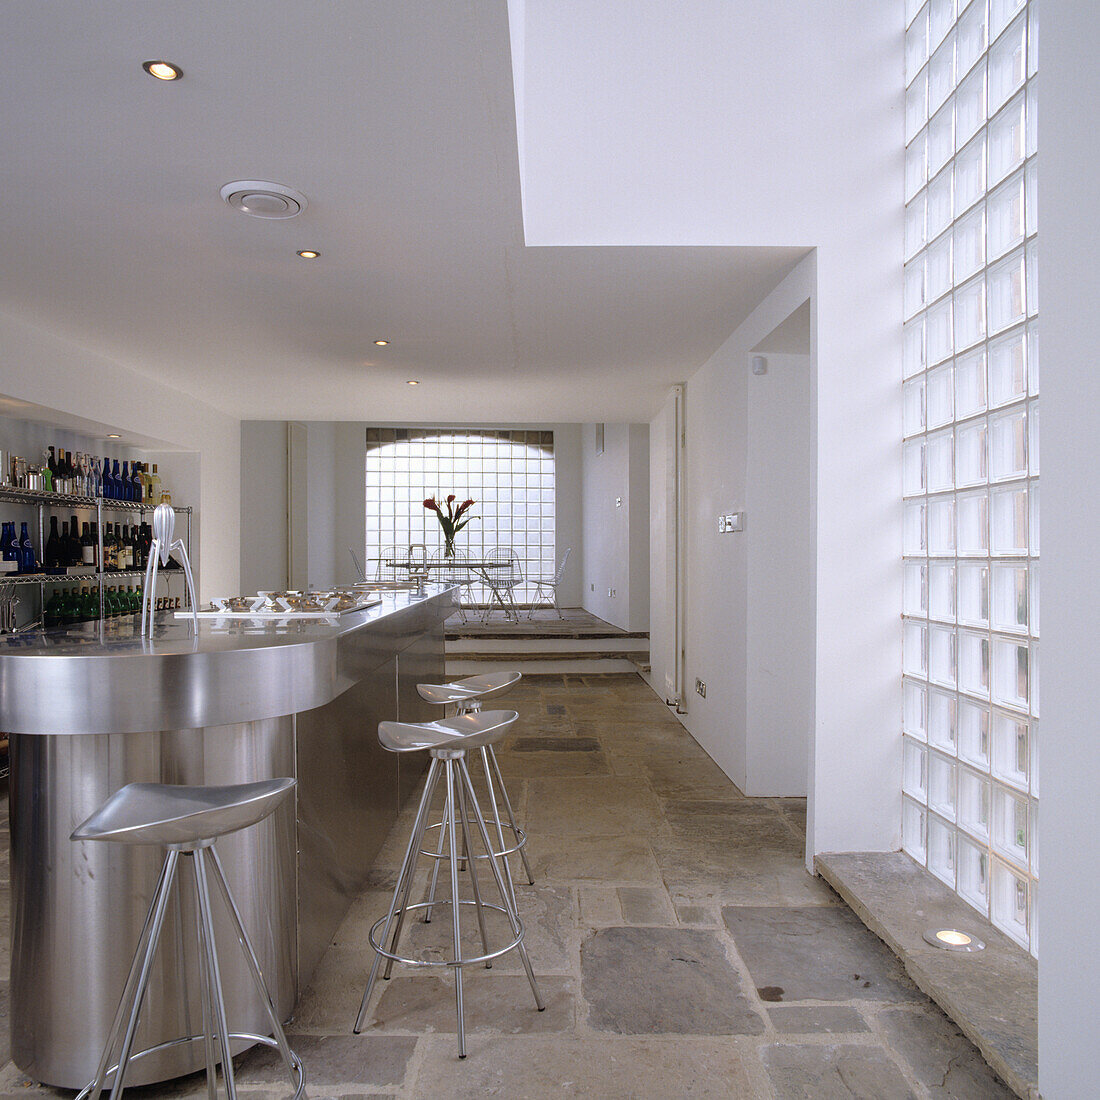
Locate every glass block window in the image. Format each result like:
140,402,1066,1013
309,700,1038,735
902,0,1038,956
364,428,556,602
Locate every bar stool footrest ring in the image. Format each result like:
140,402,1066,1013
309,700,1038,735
420,819,527,860
74,1032,306,1100
369,900,524,969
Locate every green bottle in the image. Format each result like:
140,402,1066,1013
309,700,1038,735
61,588,81,625
80,586,99,621
106,586,122,617
44,588,64,629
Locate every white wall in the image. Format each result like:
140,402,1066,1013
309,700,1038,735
580,422,649,632
512,0,903,846
0,310,240,600
746,351,814,795
649,262,816,796
1037,4,1100,1094
240,421,288,595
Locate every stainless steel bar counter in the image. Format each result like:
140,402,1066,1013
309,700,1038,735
0,586,454,1088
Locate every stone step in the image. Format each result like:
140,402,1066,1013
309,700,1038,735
446,635,650,655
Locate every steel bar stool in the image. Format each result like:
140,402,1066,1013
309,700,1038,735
416,672,534,914
70,778,304,1100
353,710,544,1058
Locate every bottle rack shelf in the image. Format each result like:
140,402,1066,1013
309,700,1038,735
0,485,191,514
1,485,193,628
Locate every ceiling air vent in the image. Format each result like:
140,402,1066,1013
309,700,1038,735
220,180,308,219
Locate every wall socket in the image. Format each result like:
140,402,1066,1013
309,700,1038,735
694,678,706,698
717,512,745,533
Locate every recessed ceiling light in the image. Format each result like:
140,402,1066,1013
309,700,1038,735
107,434,121,439
374,339,390,346
296,250,320,259
142,60,183,81
922,927,985,952
406,380,420,386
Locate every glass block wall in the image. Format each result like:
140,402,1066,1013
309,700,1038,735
364,428,556,602
902,0,1038,955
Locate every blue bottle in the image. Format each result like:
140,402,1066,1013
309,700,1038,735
121,461,132,502
1,522,16,562
18,521,35,573
103,456,115,499
112,460,122,501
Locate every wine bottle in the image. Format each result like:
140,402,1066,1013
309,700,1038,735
62,587,81,624
89,521,100,569
119,524,131,569
45,516,62,568
131,462,143,503
47,447,57,485
81,522,94,565
61,450,72,494
149,464,162,506
130,524,142,570
119,461,130,502
67,514,81,565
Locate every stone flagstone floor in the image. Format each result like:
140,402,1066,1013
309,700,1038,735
0,673,1013,1098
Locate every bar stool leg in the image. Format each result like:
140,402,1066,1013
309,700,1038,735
87,851,179,1100
422,790,449,923
382,761,444,980
208,848,301,1081
193,847,239,1100
444,760,467,1057
354,758,441,1033
478,746,519,911
191,860,220,1100
458,760,545,1015
486,746,536,887
454,764,493,969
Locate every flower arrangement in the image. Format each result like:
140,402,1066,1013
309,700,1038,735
423,494,477,557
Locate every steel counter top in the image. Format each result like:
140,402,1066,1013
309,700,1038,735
0,586,455,734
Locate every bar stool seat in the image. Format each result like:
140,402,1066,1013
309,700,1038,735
71,778,304,1100
415,672,534,911
73,779,295,849
354,710,544,1058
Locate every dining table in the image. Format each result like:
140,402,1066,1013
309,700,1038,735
379,555,520,621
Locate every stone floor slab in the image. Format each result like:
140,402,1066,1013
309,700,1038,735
236,1034,416,1089
617,885,676,925
581,926,765,1035
767,1005,870,1034
762,1042,917,1099
877,1005,1015,1098
363,974,573,1036
721,905,924,1004
527,833,663,884
408,1034,760,1098
525,777,663,837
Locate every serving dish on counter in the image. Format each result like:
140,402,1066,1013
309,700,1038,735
178,588,383,620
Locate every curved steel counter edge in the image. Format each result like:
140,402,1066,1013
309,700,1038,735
0,589,456,734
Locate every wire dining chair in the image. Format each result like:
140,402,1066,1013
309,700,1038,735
528,547,571,619
481,546,523,623
430,547,474,622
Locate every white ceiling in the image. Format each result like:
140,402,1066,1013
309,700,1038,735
1,1,805,423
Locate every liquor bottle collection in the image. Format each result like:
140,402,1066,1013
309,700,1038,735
3,444,164,504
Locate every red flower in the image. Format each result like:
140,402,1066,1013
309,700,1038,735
423,497,440,512
446,494,456,503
